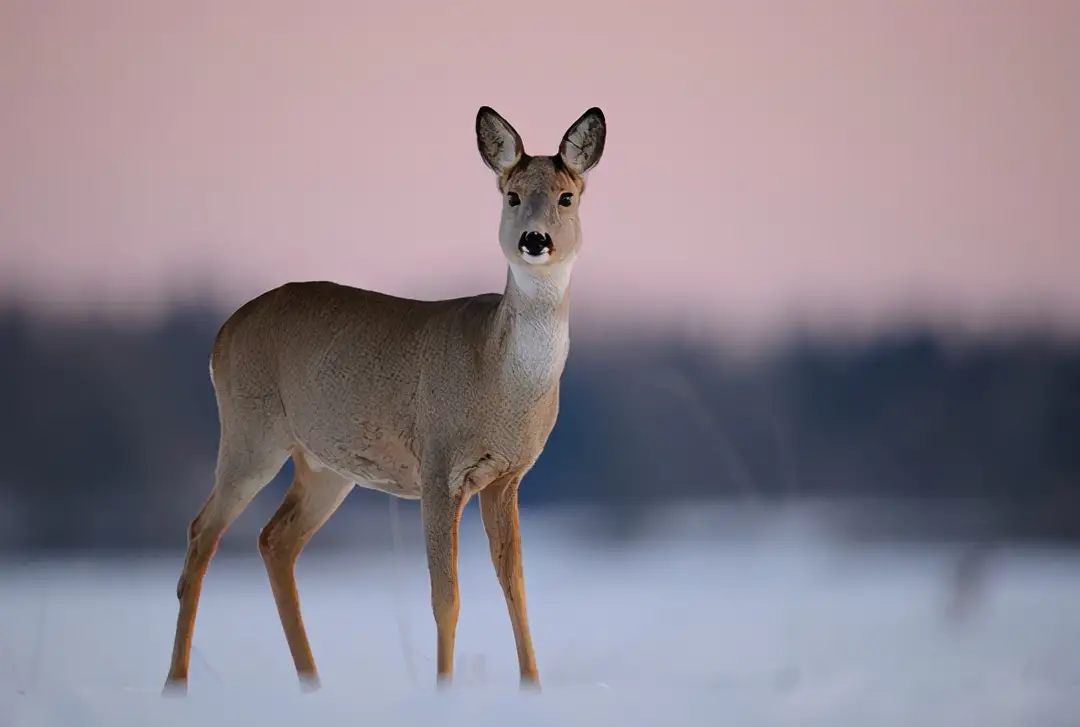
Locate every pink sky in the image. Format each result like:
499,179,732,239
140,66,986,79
1,0,1078,342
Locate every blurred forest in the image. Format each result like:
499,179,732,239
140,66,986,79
1,301,1078,552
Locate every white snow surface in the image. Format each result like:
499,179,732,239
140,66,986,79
2,512,1079,726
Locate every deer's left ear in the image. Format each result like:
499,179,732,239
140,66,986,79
559,107,606,175
476,106,524,175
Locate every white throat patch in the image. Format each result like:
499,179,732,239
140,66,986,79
510,261,572,302
505,262,573,386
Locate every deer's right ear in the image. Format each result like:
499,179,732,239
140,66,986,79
476,107,524,175
560,107,606,176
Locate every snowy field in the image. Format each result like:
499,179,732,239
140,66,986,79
2,509,1080,726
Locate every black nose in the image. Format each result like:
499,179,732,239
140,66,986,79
518,231,553,257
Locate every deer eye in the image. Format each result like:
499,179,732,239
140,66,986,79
558,192,574,207
507,191,521,207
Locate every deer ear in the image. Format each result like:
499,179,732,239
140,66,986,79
559,107,606,175
476,106,524,174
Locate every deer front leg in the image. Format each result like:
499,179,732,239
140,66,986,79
479,476,539,688
421,481,468,686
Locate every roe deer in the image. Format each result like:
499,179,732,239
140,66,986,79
164,106,607,694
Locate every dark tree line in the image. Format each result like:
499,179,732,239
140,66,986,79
1,302,1078,551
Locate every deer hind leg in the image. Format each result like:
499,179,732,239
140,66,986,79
421,479,469,686
164,423,290,693
259,452,353,691
478,476,539,688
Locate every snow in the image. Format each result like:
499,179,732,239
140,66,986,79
2,510,1079,726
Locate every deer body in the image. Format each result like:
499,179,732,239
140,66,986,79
216,275,566,500
164,106,606,694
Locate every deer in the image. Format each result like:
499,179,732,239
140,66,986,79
163,106,607,695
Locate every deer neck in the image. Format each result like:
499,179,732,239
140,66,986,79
490,263,573,392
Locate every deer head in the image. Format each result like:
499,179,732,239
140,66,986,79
476,107,606,286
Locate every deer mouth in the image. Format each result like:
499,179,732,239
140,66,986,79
518,231,553,263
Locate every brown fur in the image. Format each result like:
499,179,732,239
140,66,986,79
500,153,585,196
163,106,606,694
